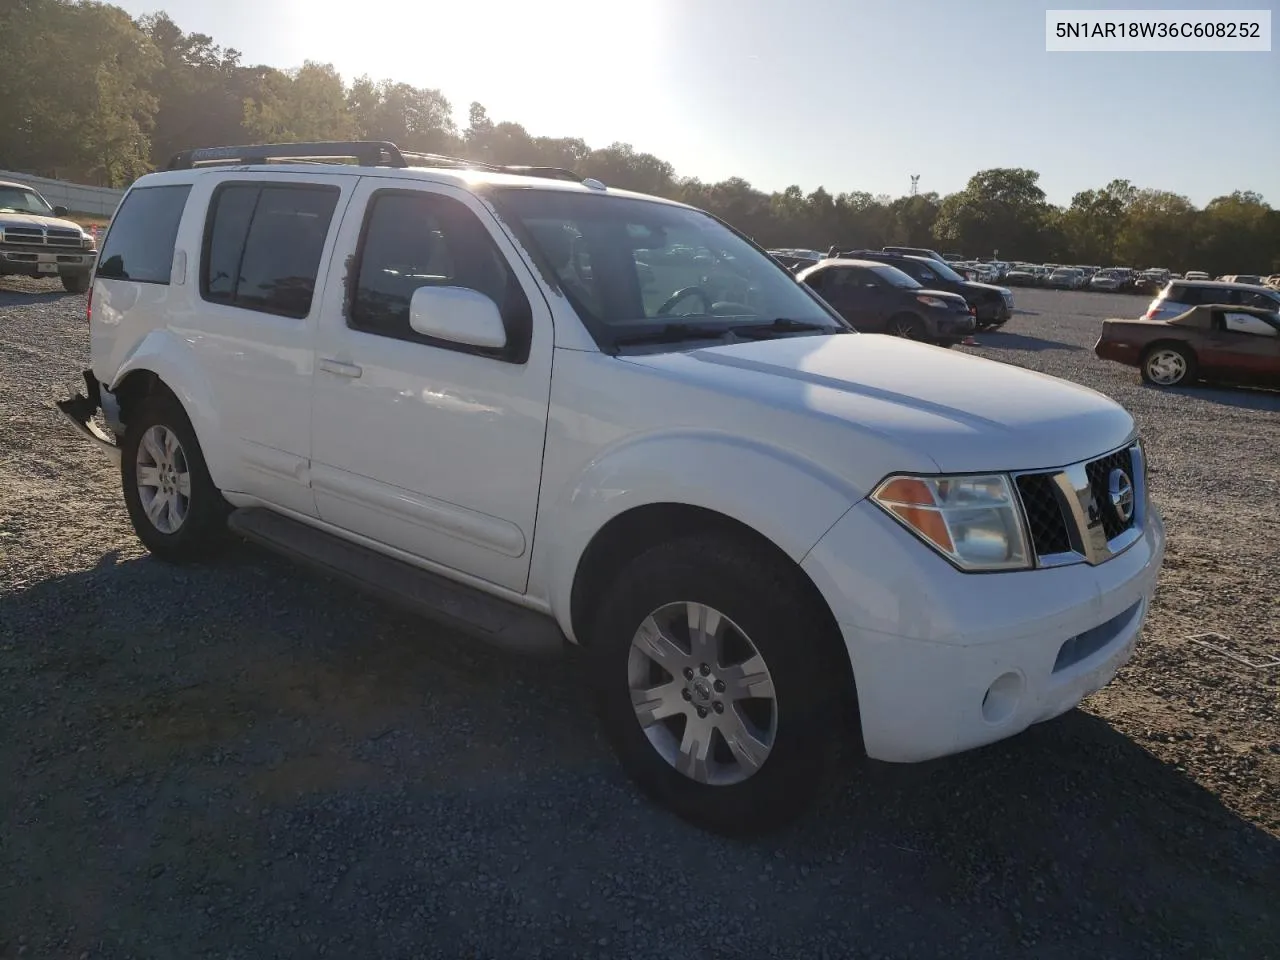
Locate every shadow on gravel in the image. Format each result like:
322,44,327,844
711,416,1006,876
979,332,1082,353
1144,383,1280,413
3,550,1278,957
0,289,76,308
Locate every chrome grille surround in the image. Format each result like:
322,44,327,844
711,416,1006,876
1013,440,1146,568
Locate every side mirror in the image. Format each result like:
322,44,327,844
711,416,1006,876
52,205,69,217
408,285,507,350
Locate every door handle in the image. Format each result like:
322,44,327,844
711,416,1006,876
319,358,362,378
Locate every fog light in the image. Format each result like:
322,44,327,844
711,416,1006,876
981,671,1023,725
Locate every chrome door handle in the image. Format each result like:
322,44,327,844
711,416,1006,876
318,358,362,378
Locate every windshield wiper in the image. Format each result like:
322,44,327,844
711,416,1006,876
612,322,735,348
729,318,840,338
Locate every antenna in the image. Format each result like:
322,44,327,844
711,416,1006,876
909,174,920,197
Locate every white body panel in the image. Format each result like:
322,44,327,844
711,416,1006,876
83,162,1167,768
308,176,553,593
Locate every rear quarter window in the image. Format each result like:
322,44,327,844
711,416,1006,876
1166,284,1199,306
96,185,192,284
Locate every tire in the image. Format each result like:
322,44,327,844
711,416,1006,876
588,534,847,835
61,272,90,294
1140,343,1197,387
120,391,227,562
886,313,925,341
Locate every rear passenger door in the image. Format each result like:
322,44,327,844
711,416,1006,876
179,172,353,516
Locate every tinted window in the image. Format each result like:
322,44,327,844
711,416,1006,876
200,183,339,318
97,185,191,284
1240,289,1280,310
203,185,257,302
350,191,531,359
1167,284,1200,306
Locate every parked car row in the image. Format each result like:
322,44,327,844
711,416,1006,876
768,246,1015,332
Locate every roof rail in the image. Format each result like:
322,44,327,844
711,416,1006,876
399,151,586,184
166,141,407,171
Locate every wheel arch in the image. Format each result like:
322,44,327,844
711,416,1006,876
569,502,848,665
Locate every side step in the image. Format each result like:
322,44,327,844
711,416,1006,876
227,508,566,658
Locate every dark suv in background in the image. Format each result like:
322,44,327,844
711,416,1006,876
798,258,975,346
840,249,1014,330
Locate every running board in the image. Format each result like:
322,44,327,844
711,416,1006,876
226,508,566,658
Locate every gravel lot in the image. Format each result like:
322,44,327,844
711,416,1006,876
1,280,1277,959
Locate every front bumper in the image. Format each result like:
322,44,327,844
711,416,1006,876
0,245,95,276
802,497,1165,763
934,314,976,341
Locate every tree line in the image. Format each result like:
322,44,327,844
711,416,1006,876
2,0,1277,276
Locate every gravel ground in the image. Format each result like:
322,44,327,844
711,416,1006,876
1,279,1277,959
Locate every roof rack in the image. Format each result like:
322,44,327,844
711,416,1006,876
166,141,407,170
165,141,598,186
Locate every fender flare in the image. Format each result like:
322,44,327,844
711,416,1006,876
109,330,231,488
538,430,864,642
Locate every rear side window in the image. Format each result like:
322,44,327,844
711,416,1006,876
201,183,339,318
348,190,531,361
96,185,191,284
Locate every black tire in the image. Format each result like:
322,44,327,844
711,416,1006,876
61,272,90,294
120,391,227,562
1140,342,1197,387
886,313,925,341
588,534,848,835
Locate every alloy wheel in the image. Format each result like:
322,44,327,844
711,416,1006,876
627,602,778,786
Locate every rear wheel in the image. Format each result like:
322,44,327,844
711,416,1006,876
1141,343,1196,386
589,534,847,835
121,392,227,562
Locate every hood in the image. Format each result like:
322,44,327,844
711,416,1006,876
623,334,1134,475
963,281,1006,298
0,212,86,233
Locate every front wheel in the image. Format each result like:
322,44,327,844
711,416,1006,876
121,392,227,562
886,314,925,341
1141,343,1196,387
61,272,90,294
589,535,847,835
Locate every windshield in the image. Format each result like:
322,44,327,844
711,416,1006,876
870,263,921,289
487,189,845,349
0,186,54,215
916,257,966,283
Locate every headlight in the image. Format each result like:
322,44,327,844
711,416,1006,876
916,295,949,309
871,474,1031,571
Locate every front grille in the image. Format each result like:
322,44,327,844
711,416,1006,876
1085,448,1136,540
1,227,43,245
1016,473,1072,555
1014,443,1143,568
45,229,82,247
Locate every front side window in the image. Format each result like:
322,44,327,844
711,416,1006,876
0,186,53,215
488,188,843,350
349,191,531,361
201,183,339,318
97,184,192,285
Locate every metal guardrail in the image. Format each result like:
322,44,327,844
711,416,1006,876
0,169,124,218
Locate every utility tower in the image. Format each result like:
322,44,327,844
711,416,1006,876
909,174,920,197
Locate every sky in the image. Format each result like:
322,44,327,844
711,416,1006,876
111,0,1279,206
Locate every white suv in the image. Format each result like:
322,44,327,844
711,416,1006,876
58,141,1166,834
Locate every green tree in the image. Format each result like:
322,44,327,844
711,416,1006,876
242,61,354,143
934,168,1054,260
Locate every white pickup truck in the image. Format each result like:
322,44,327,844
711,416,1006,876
58,141,1165,834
